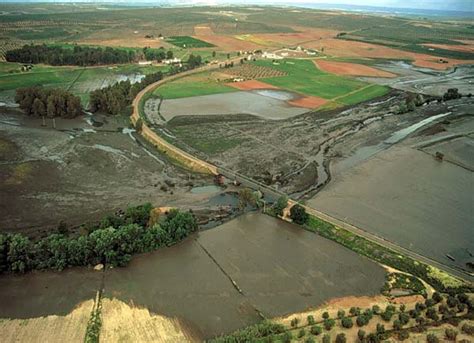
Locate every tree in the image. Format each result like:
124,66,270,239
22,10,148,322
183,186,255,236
322,334,330,343
166,50,173,59
7,234,31,273
290,317,299,328
357,329,366,341
212,51,216,58
238,188,257,210
274,196,288,217
298,328,306,338
341,317,353,329
398,330,409,341
350,307,361,316
305,338,315,343
336,333,346,343
32,98,46,117
307,315,315,326
432,292,443,303
427,333,439,343
290,204,309,225
356,315,369,327
322,311,329,319
324,318,335,331
337,310,345,319
310,325,322,336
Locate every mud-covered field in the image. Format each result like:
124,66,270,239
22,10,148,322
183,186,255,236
158,89,310,121
0,213,386,340
0,109,219,234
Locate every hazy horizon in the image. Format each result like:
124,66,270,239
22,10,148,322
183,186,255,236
0,0,473,12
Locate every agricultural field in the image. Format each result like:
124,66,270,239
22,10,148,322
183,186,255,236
0,62,168,105
166,36,215,48
153,71,236,99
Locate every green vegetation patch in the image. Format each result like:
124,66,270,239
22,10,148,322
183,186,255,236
255,59,369,100
167,36,215,48
336,84,390,106
153,72,235,99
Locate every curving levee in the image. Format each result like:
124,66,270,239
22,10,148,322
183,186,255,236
131,64,220,175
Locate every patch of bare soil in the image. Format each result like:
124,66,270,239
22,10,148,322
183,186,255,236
315,60,396,78
226,79,279,90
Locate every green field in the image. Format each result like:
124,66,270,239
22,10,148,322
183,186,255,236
336,84,390,105
0,62,168,105
255,59,370,100
166,36,215,48
153,72,235,99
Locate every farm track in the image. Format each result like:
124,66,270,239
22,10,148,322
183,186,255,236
132,62,473,285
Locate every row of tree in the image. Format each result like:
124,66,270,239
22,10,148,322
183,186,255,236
0,204,197,274
15,87,82,118
89,71,164,115
6,44,134,66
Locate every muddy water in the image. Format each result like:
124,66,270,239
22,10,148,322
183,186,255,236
0,213,385,338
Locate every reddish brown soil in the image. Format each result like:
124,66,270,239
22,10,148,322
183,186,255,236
288,96,327,109
307,38,474,70
423,43,474,53
226,79,279,90
315,60,396,78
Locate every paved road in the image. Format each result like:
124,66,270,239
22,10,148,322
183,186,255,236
131,61,473,284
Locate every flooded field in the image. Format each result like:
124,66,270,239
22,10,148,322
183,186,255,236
309,141,474,271
159,90,308,121
0,213,386,340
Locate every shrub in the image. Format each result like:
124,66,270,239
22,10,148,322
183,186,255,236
461,323,474,335
341,317,353,329
381,310,393,322
337,310,345,319
305,337,315,343
447,295,459,308
399,312,410,325
445,328,458,341
324,319,335,331
356,315,369,327
290,317,299,328
432,292,443,303
427,333,439,343
399,304,406,312
393,319,402,331
274,196,288,217
335,333,346,343
298,328,306,338
290,204,309,225
322,311,330,320
310,325,322,336
372,305,381,314
398,330,409,340
307,315,315,326
350,307,361,316
457,293,469,304
376,324,385,335
282,331,292,343
425,298,436,307
357,329,366,340
322,334,330,343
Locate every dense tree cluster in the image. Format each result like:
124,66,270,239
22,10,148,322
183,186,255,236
15,87,82,118
6,44,134,66
89,71,163,115
187,54,202,69
0,204,197,274
143,47,173,61
290,204,309,225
